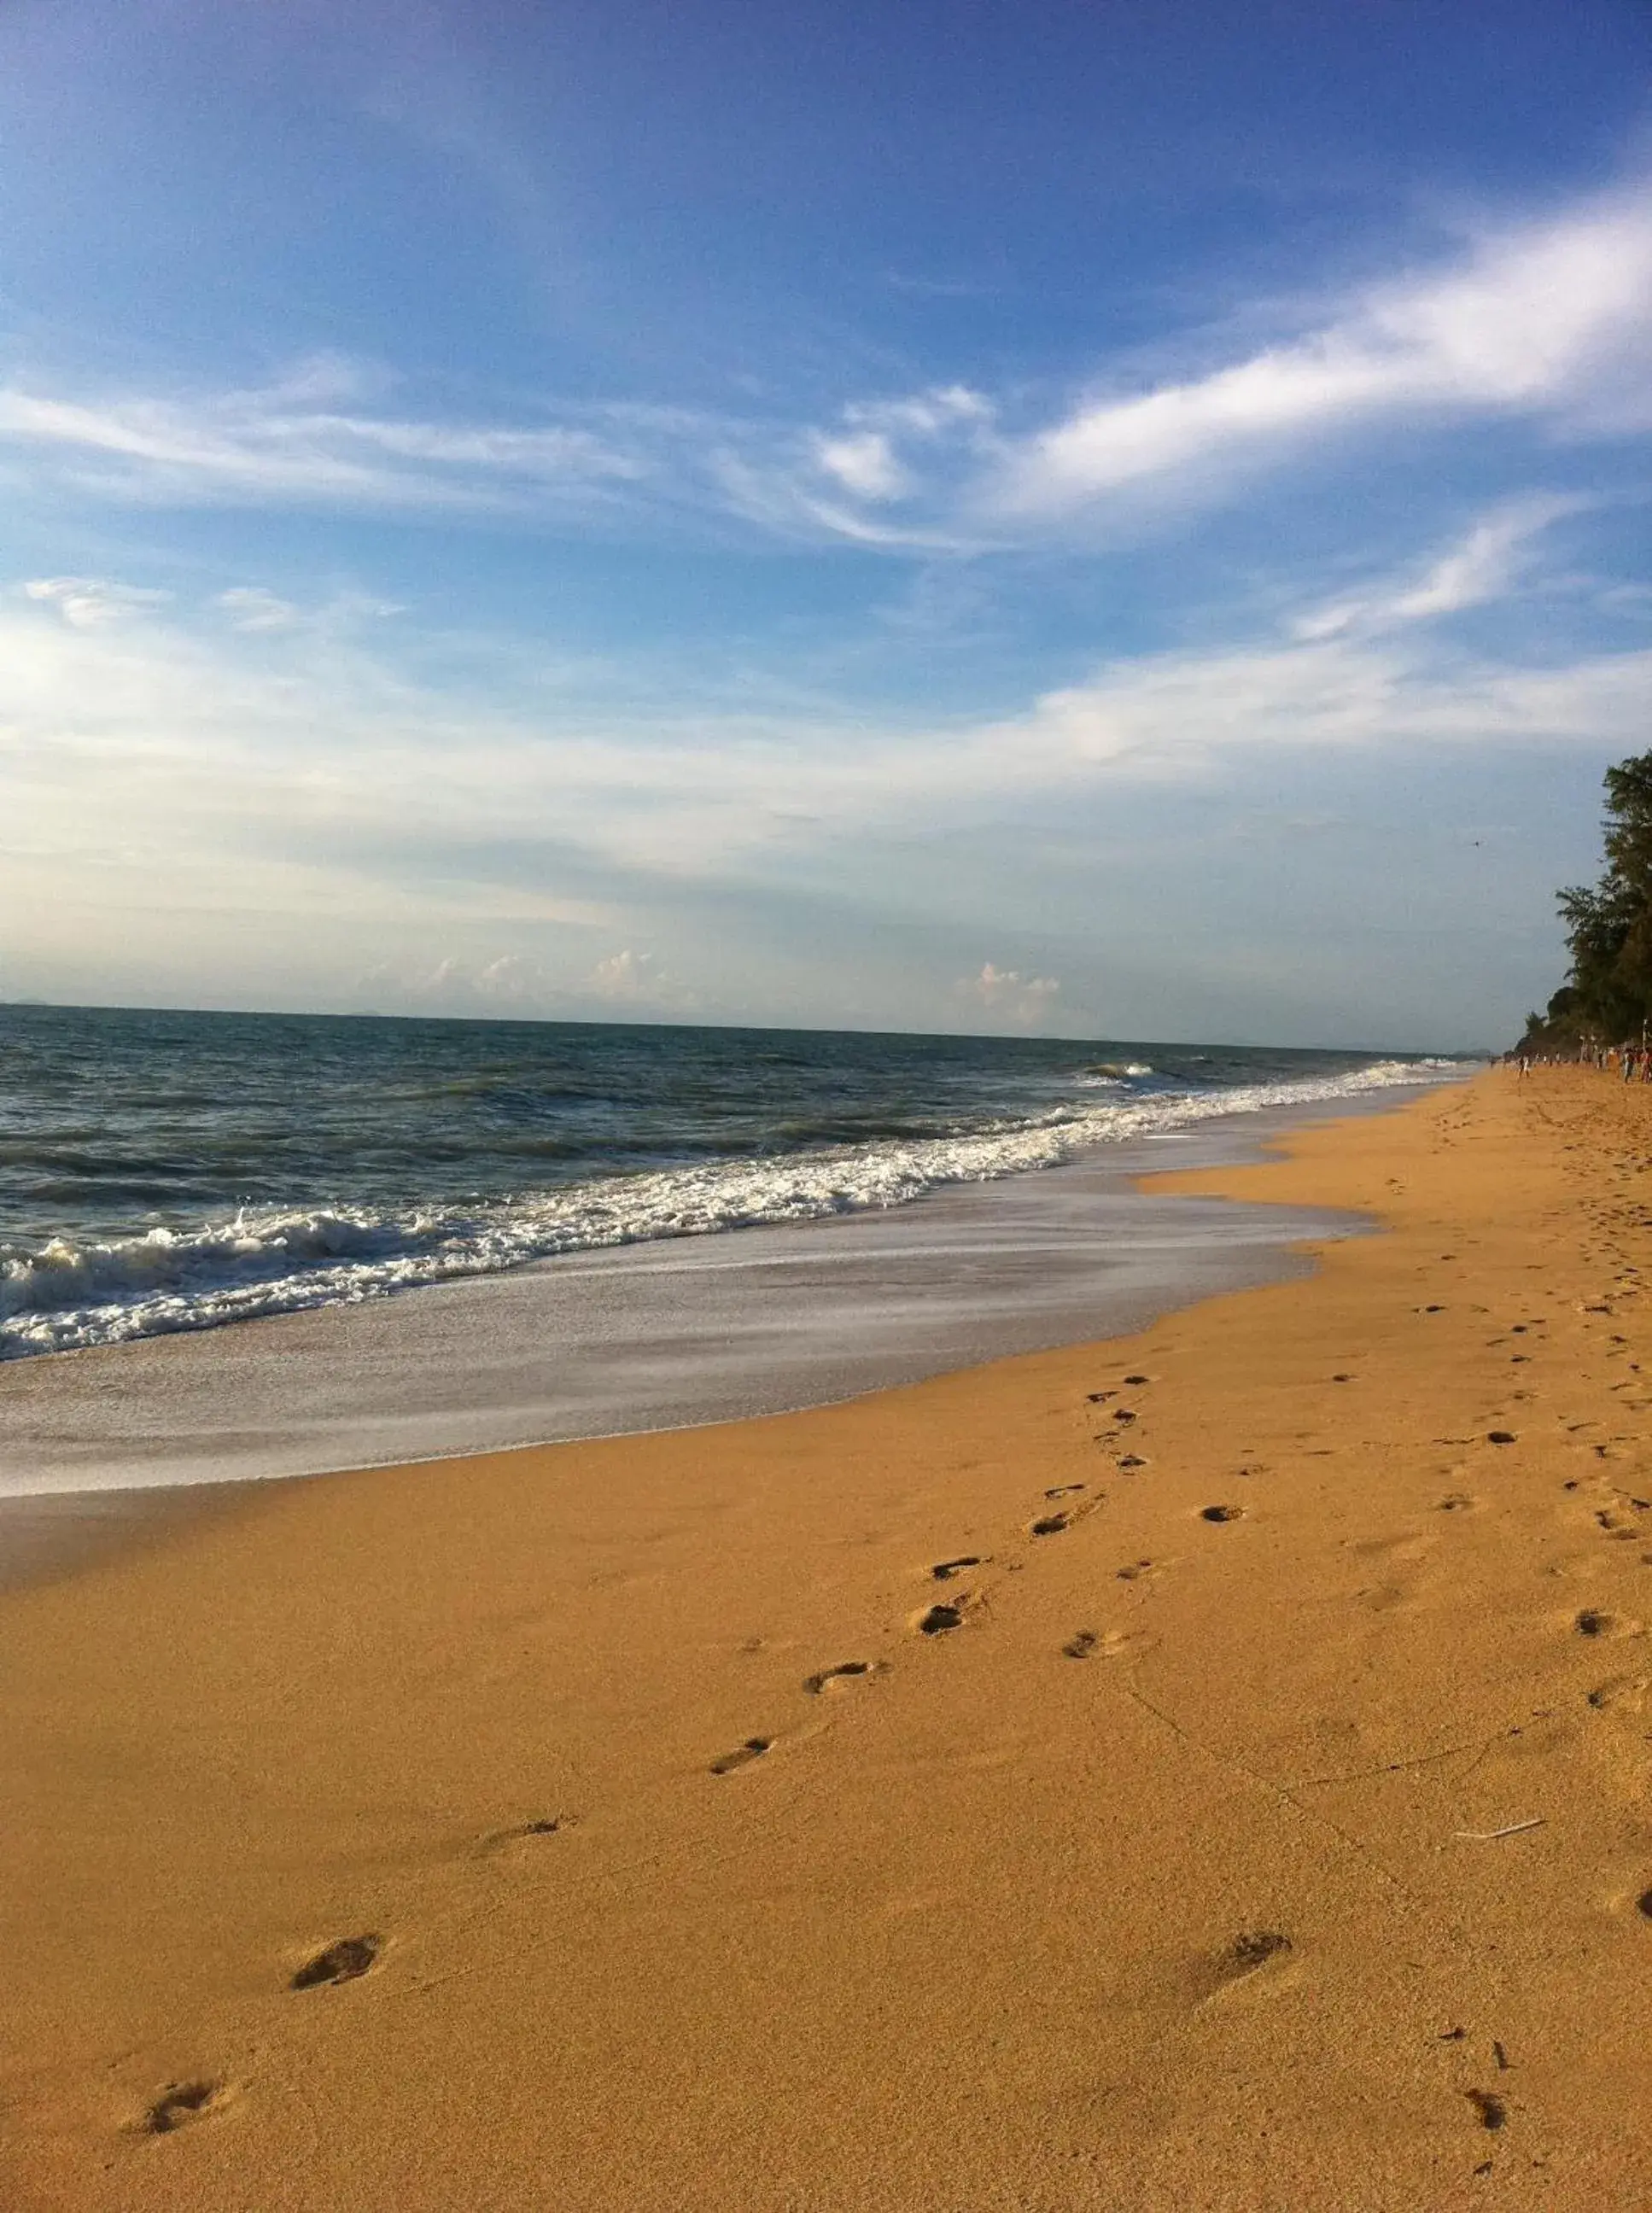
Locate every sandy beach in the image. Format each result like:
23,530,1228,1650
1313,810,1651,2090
5,1067,1651,2210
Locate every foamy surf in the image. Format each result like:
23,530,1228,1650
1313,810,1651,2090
2,1059,1454,1358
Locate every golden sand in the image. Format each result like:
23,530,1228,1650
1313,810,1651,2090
4,1070,1652,2210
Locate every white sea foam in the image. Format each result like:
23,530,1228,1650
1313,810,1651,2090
0,1060,1456,1358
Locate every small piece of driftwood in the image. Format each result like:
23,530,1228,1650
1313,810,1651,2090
1453,1818,1545,1841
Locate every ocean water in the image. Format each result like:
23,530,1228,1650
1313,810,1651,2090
0,1003,1464,1361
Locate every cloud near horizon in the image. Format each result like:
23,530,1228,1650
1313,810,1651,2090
960,963,1061,1025
3,483,1645,1036
9,500,1644,866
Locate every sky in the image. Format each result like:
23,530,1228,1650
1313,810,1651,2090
2,1,1650,1049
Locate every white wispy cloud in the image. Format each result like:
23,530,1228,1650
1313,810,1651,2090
1290,494,1593,640
6,185,1642,546
814,430,910,502
985,188,1652,522
1,509,1643,1019
0,376,649,514
22,575,172,628
809,384,993,512
3,508,1643,896
214,586,301,633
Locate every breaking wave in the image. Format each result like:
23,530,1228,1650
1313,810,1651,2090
3,1059,1454,1358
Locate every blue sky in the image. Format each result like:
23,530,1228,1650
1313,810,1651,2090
2,0,1649,1048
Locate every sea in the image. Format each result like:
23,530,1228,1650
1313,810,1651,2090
0,1002,1467,1364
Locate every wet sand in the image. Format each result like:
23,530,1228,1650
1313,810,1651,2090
5,1069,1651,2210
0,1091,1393,1498
0,1480,252,1595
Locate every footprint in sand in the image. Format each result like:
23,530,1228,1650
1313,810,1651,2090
1030,1510,1077,1537
475,1806,579,1859
1349,1529,1434,1564
1193,1928,1293,2005
1200,1504,1244,1524
1637,1888,1652,1921
1063,1629,1099,1660
141,2082,225,2135
709,1737,772,1775
930,1555,983,1581
1123,1373,1153,1387
1586,1673,1649,1711
1116,1453,1148,1469
1044,1482,1087,1499
914,1602,966,1636
1464,2089,1507,2132
1116,1557,1157,1580
480,1815,571,1852
1438,1492,1475,1512
1486,1431,1518,1445
1574,1609,1632,1638
1229,1929,1292,1971
290,1936,379,1991
803,1661,881,1695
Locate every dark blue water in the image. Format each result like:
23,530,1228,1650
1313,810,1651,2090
0,1003,1460,1358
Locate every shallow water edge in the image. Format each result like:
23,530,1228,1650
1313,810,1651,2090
0,1086,1446,1585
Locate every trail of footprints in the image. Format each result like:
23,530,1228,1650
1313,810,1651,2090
131,1341,1652,2163
134,1941,387,2134
137,1365,1174,2136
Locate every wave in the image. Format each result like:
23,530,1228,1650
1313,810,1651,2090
1,1059,1456,1359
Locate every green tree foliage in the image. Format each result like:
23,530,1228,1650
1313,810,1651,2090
1526,749,1652,1052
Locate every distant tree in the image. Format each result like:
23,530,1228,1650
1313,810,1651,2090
1544,748,1652,1048
1516,984,1589,1058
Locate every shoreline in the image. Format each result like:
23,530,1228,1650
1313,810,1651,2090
0,1085,1431,1594
0,1081,1434,1517
2,1024,1451,1375
8,1068,1650,2209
